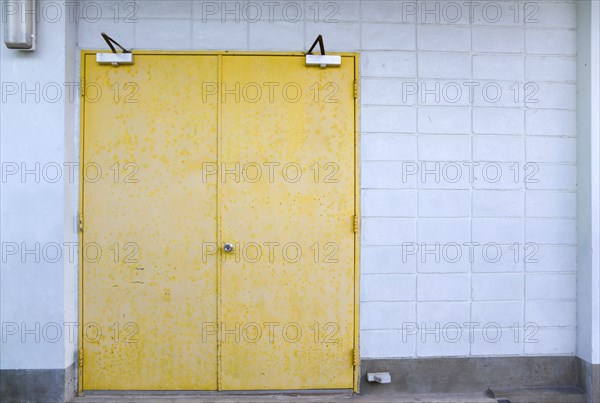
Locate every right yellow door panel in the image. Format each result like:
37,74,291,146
219,55,356,390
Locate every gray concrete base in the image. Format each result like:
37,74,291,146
0,363,75,403
577,357,600,403
360,356,579,394
64,363,77,403
71,392,497,402
1,357,593,402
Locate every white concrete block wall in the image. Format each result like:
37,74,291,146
1,13,78,370
76,0,578,358
576,0,600,368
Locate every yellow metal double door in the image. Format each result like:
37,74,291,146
81,53,357,391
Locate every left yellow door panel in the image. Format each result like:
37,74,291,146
82,54,218,390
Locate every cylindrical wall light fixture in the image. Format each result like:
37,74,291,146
3,0,36,50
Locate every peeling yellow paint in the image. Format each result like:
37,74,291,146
82,54,219,390
81,52,358,392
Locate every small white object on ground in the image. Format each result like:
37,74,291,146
367,372,392,384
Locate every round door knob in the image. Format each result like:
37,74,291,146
223,243,234,253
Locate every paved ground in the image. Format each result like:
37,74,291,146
72,392,498,403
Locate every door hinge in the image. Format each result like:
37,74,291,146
79,214,83,232
352,348,359,367
353,215,359,233
79,348,83,368
80,79,85,97
353,80,358,99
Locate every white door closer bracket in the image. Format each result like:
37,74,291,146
305,35,342,68
96,32,134,66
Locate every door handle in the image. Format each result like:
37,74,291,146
223,243,234,253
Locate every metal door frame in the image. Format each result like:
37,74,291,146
78,50,360,394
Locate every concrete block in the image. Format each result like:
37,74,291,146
473,190,524,218
418,53,471,79
417,274,470,301
362,23,415,50
417,25,470,52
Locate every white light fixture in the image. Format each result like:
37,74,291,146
3,0,36,50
